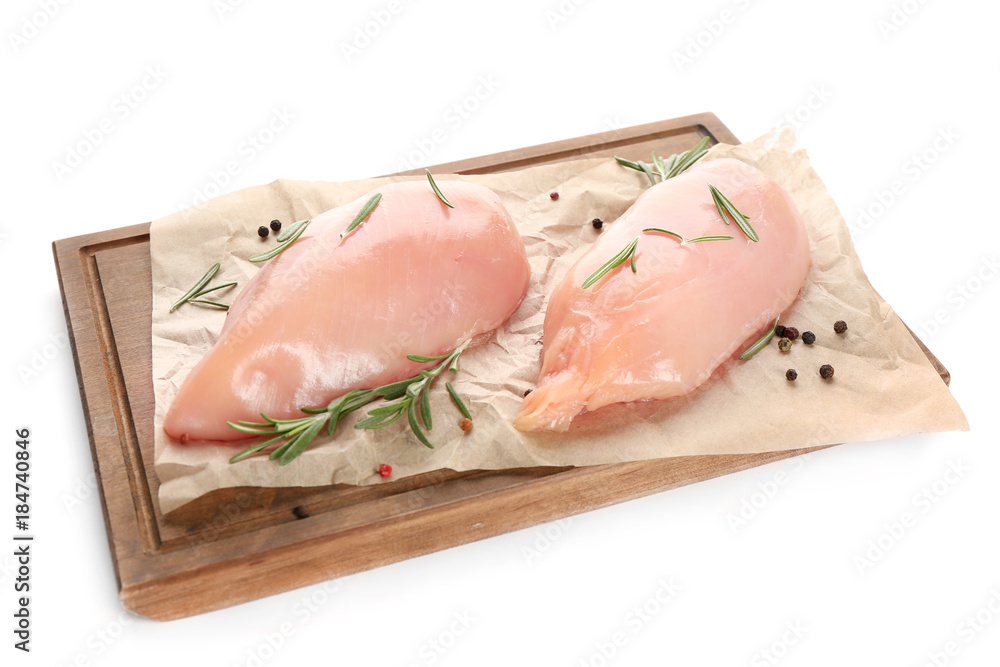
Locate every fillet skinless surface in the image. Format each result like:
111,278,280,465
515,158,811,432
164,180,530,442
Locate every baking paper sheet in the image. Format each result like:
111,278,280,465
150,129,968,513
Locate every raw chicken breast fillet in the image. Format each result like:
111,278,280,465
515,158,810,432
165,180,530,442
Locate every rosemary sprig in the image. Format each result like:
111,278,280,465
581,237,639,289
445,382,471,419
615,136,711,184
708,184,758,242
740,316,780,360
642,228,734,246
170,263,239,312
342,193,382,240
228,342,471,464
425,169,455,208
170,263,219,312
249,219,311,262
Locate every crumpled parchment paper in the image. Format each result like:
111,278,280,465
150,129,969,513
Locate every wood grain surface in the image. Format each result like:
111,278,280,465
53,112,951,621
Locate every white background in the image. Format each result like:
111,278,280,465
2,1,998,665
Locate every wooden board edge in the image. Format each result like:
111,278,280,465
390,112,738,176
52,239,128,588
53,222,152,253
121,446,825,620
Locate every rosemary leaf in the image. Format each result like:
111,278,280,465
342,193,382,238
709,185,731,226
188,299,230,310
615,157,658,187
170,263,220,312
642,227,684,242
681,235,735,245
270,417,314,428
581,237,639,289
636,160,657,187
191,281,237,298
269,438,296,461
378,377,421,400
249,219,311,262
407,352,452,363
355,405,406,430
740,316,780,360
278,419,326,465
328,410,344,436
229,432,289,463
446,382,471,419
652,151,667,181
614,156,644,172
708,184,759,242
407,401,434,449
661,153,679,178
419,385,432,430
425,169,455,208
276,219,308,243
367,403,406,418
227,421,280,436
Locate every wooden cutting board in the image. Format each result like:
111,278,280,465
53,112,951,621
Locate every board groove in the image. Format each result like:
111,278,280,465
88,252,164,555
54,113,951,620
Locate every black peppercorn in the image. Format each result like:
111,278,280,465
778,337,792,352
775,325,787,338
819,364,835,379
784,327,800,341
785,369,797,381
270,219,282,232
834,320,848,334
257,226,269,238
592,218,603,230
802,331,816,345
